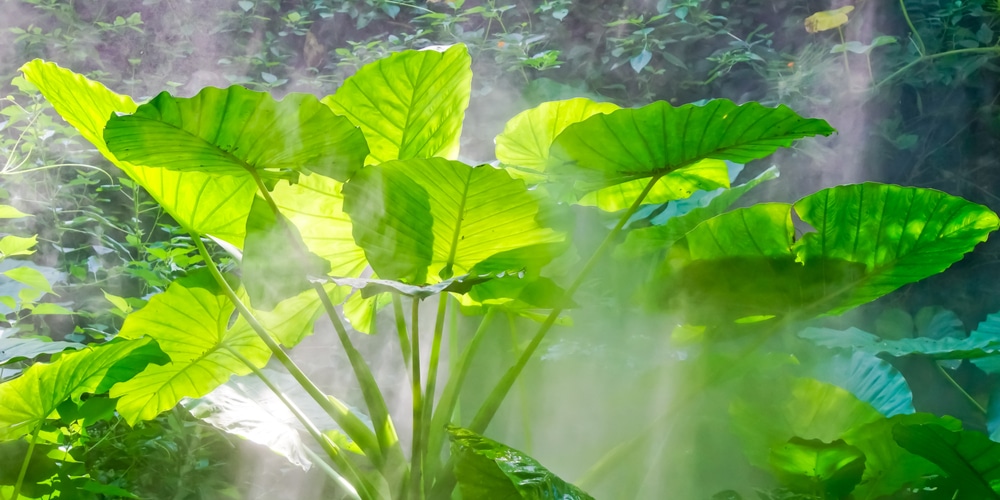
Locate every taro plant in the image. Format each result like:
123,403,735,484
0,42,996,500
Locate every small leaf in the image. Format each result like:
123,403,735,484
102,289,132,314
0,235,37,259
805,6,854,34
3,266,53,295
630,49,653,73
0,206,31,219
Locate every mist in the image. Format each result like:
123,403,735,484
3,1,1000,499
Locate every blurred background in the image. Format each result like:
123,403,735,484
2,1,1000,498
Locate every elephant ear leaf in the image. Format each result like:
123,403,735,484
0,337,167,441
666,184,998,323
448,426,595,500
495,97,619,182
19,60,256,247
893,422,1000,498
343,159,564,284
104,86,368,183
547,100,834,208
109,270,273,425
324,44,472,165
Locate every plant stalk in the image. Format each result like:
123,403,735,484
11,425,39,500
425,307,496,478
248,171,406,479
394,295,412,371
935,363,988,415
191,234,382,465
468,174,664,434
899,0,926,56
420,293,449,486
409,298,424,500
873,47,1000,90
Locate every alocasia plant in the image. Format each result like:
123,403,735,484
2,43,996,500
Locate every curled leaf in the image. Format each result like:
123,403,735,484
805,6,854,34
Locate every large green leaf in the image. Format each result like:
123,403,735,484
809,351,915,418
893,422,1000,498
108,271,272,425
104,86,367,182
841,413,959,499
324,45,472,165
343,159,564,283
448,426,595,500
20,60,256,247
0,337,166,441
242,196,331,310
269,173,368,278
109,271,337,425
731,378,884,470
547,100,834,193
768,437,866,498
801,327,1000,360
495,98,619,182
665,183,998,322
576,159,731,212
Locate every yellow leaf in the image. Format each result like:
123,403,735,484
804,6,854,33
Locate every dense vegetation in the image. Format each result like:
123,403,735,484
3,1,1000,499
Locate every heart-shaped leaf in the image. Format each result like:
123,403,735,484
548,100,835,193
104,86,368,182
665,183,999,322
20,60,256,247
343,158,564,283
893,422,1000,498
323,45,472,165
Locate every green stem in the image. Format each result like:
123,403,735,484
249,171,405,480
426,308,497,478
420,294,449,482
508,312,533,452
873,47,1000,89
468,174,664,434
224,346,377,499
936,363,988,414
302,447,364,500
314,283,407,475
11,425,39,500
837,27,851,80
410,299,424,500
191,235,382,465
394,295,412,371
899,0,926,56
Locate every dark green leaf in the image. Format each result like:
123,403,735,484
449,426,595,500
893,423,1000,498
768,437,865,497
548,100,834,193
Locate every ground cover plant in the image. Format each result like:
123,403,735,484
1,39,999,499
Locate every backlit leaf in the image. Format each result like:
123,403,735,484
548,100,834,195
104,86,368,182
343,159,564,283
449,426,595,500
20,60,255,247
324,45,472,165
805,6,854,34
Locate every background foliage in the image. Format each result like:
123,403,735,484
2,0,1000,498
